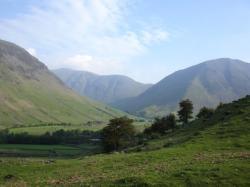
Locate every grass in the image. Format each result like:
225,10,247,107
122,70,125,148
0,143,102,157
0,96,249,186
0,144,80,156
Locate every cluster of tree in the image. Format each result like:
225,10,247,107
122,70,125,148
143,99,194,135
100,98,223,152
177,99,217,122
196,107,214,120
144,113,176,135
101,98,196,151
0,129,100,145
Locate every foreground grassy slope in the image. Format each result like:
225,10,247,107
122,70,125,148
0,96,249,186
0,39,124,128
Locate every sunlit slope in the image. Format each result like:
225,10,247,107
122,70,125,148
0,39,124,127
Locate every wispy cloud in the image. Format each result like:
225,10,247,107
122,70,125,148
141,29,170,45
0,0,169,74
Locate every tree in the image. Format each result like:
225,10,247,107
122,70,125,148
166,113,177,129
144,113,176,135
178,99,193,124
197,107,214,120
216,102,224,110
102,116,136,152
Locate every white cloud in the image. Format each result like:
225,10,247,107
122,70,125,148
62,54,123,75
0,0,169,75
26,48,37,57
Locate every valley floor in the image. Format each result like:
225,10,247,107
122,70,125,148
0,144,249,186
1,118,250,186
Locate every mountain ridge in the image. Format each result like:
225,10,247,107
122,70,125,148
112,58,250,117
53,68,152,104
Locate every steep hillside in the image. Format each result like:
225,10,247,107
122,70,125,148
53,68,152,104
1,96,249,186
113,58,250,117
0,39,124,128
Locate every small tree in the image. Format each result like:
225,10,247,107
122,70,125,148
178,99,193,124
166,113,177,129
102,116,136,152
197,107,214,120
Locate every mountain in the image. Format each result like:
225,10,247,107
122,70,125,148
112,58,250,117
53,68,152,104
0,39,124,128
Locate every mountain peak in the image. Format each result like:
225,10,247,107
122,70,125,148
0,39,47,74
202,58,247,65
113,58,250,118
53,68,152,104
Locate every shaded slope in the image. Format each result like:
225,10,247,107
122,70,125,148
53,68,152,103
0,39,124,127
113,58,250,117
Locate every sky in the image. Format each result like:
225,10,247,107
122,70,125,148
0,0,250,83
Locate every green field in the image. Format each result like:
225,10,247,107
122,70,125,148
0,96,249,186
8,124,105,135
7,121,149,135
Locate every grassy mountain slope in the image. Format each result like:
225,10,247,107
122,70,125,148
113,58,250,118
53,68,152,104
1,96,249,186
0,39,124,128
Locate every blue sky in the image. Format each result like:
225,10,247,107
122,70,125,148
0,0,250,83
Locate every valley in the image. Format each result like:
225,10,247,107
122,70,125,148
0,8,249,185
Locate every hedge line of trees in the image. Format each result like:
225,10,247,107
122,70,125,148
0,129,100,145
